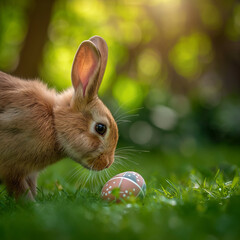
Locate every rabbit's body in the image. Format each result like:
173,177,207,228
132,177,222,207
0,71,61,175
0,36,118,200
0,71,65,199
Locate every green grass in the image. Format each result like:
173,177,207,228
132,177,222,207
1,145,240,240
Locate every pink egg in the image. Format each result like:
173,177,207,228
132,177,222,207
101,171,146,202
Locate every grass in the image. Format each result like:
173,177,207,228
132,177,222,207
0,144,240,240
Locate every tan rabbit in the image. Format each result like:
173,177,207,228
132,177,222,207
0,36,118,200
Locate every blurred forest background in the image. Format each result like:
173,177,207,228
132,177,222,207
1,2,240,239
0,0,240,154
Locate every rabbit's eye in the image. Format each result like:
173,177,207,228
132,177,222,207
95,123,107,136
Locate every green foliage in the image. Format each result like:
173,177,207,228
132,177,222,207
169,32,212,79
0,0,239,147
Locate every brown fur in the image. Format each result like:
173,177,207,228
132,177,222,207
0,36,118,200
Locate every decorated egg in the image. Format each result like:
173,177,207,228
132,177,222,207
101,171,146,202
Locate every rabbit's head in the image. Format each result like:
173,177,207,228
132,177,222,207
55,36,118,171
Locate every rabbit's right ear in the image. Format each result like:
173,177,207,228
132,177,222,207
71,41,101,103
89,36,108,93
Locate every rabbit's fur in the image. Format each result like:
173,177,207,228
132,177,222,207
0,36,118,200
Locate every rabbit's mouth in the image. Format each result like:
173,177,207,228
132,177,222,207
79,154,113,171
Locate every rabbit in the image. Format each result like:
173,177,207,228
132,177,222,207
0,36,119,200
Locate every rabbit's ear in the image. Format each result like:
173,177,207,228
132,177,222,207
89,36,108,91
71,41,101,100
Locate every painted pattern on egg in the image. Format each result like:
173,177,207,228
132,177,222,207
101,171,146,202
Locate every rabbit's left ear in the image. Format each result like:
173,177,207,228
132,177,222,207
71,40,101,103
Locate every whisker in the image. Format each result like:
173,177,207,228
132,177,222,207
66,166,86,184
75,171,84,188
115,150,149,158
81,170,92,189
65,166,80,181
115,157,139,166
78,168,91,189
90,171,95,191
116,146,135,149
68,169,82,183
105,169,111,181
116,120,132,124
113,103,126,118
115,107,144,121
109,164,118,172
99,172,105,186
116,147,149,153
115,114,139,123
116,114,139,122
114,159,130,168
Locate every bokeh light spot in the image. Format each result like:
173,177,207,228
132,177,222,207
169,32,212,79
41,46,72,90
113,76,144,110
138,49,161,78
129,121,153,145
150,105,178,130
170,95,190,117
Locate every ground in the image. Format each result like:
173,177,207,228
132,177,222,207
0,144,240,240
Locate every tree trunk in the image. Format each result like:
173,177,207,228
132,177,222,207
13,0,56,79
